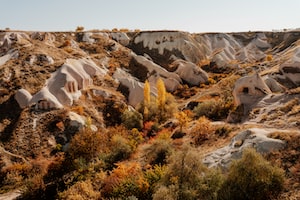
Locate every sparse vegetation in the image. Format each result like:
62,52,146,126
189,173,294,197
1,29,299,199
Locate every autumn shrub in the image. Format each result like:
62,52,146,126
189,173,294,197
143,137,174,166
190,116,214,146
75,26,84,32
193,96,233,120
121,108,143,130
105,134,135,169
58,180,101,200
218,148,285,200
174,111,191,133
102,162,148,199
68,128,105,162
154,146,224,200
140,79,178,123
143,120,160,137
144,164,168,199
103,126,143,168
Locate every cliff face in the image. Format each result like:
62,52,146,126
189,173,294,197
0,29,300,199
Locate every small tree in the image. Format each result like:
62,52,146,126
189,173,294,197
156,78,166,111
68,128,104,162
154,145,223,200
76,26,84,32
121,108,143,130
218,148,285,200
143,80,151,119
174,111,190,133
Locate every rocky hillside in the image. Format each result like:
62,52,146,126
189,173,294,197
0,29,300,199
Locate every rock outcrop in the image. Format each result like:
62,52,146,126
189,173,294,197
279,47,300,87
233,73,272,107
130,31,204,68
171,59,208,86
203,128,286,169
113,68,157,107
15,58,107,109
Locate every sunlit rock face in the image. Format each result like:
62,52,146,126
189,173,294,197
15,58,107,110
171,59,208,86
203,128,286,169
130,31,205,68
233,73,272,107
279,47,300,87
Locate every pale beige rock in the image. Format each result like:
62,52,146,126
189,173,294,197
113,68,157,107
233,73,272,106
132,54,181,92
15,89,32,109
15,58,106,110
279,47,300,87
172,59,208,86
203,128,286,169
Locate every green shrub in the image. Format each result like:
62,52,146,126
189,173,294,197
68,128,104,162
143,138,173,166
105,134,134,168
190,116,214,146
154,146,224,200
218,148,285,200
121,108,143,130
58,180,100,200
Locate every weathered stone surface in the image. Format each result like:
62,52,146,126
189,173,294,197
172,59,208,86
203,128,286,169
131,53,181,92
15,58,106,109
113,68,157,107
131,31,204,68
279,47,300,87
15,89,32,109
110,32,130,46
233,73,272,107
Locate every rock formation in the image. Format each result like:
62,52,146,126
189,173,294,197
15,58,107,109
203,128,286,169
233,73,272,107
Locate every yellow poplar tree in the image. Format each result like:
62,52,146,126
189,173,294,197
175,111,190,133
156,78,167,121
156,78,166,108
143,80,151,119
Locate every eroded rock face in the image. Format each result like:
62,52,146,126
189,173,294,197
113,68,157,107
172,59,208,86
110,32,130,46
15,58,107,110
131,31,204,68
130,53,181,92
233,73,272,107
279,47,300,87
203,128,286,169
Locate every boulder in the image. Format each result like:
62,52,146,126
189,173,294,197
15,89,32,109
0,50,18,66
203,128,286,169
264,76,285,93
172,59,208,86
110,32,130,46
68,111,86,130
29,54,54,65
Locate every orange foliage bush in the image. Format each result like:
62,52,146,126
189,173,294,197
190,116,214,145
